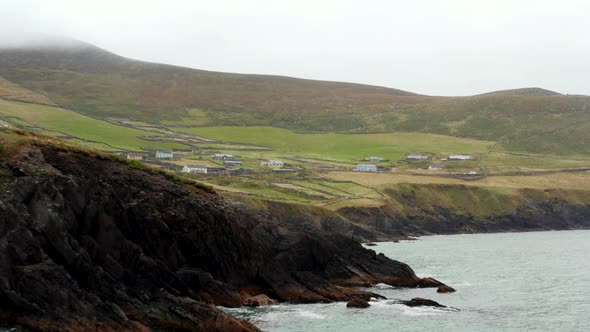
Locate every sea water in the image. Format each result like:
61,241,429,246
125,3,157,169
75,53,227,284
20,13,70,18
225,230,590,331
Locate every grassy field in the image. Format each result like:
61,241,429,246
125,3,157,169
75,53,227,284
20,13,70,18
0,99,187,151
325,171,590,191
480,152,590,172
178,126,494,163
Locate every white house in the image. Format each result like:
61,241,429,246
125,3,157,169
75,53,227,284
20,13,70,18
353,164,377,172
126,152,145,160
405,154,428,160
364,156,385,162
181,165,208,174
260,160,284,167
448,154,471,161
224,160,243,167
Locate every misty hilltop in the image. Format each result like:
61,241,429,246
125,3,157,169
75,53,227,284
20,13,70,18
1,39,590,155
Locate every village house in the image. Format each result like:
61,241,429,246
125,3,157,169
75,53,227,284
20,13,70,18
155,150,174,159
224,160,244,167
405,154,429,161
364,156,385,162
260,160,284,167
207,167,227,174
448,154,471,161
464,170,480,175
212,153,235,160
353,164,378,172
181,165,208,174
126,152,145,160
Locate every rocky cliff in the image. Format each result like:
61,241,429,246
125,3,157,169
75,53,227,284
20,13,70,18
339,184,590,238
0,135,438,331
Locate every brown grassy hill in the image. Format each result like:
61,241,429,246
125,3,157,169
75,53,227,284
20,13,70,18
0,41,417,121
1,39,590,154
478,87,562,96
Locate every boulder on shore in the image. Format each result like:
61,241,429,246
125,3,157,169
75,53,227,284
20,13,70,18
243,294,278,307
437,285,456,293
346,298,370,308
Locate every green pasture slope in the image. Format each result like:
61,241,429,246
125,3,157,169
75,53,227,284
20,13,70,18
179,126,494,163
0,99,187,151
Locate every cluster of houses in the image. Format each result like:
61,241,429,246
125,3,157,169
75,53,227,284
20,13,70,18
405,154,472,171
181,153,243,175
125,148,475,176
123,148,291,176
352,153,474,173
180,152,286,175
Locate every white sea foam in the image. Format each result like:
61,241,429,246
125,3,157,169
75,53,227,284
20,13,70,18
295,309,325,319
395,304,445,316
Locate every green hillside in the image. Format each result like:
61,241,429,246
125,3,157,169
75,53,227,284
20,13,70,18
1,41,590,156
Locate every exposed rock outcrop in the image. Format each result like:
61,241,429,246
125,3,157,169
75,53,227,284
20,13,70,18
399,298,446,308
0,142,436,330
243,294,277,307
346,298,370,308
437,285,456,293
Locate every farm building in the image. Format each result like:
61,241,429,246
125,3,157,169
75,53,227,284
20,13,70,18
212,153,235,160
155,150,174,159
364,156,385,162
448,154,471,160
353,164,378,172
428,164,446,170
181,165,208,174
224,160,244,167
405,154,428,160
126,152,146,160
260,160,284,167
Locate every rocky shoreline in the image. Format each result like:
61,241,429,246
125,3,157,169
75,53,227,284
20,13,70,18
3,136,588,331
0,142,447,331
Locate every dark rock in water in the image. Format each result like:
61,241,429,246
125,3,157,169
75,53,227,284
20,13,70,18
0,143,430,331
437,285,456,293
346,298,370,308
243,294,278,307
364,242,377,246
400,297,446,308
417,277,445,288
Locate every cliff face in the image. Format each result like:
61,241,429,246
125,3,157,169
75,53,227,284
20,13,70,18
0,141,429,331
339,186,590,238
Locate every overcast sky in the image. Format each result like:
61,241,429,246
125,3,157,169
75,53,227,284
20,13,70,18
1,0,589,96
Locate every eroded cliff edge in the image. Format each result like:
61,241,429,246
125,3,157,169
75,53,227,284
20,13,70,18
0,137,437,331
